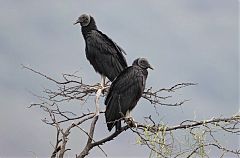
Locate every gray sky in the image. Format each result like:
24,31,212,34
0,0,239,157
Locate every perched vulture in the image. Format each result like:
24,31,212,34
105,58,153,131
74,14,127,86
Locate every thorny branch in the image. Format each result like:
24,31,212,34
24,65,240,158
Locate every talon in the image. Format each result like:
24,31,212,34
125,117,137,128
134,122,138,128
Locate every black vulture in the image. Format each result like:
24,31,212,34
74,14,127,86
105,58,153,131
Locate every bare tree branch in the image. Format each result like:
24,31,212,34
24,66,239,158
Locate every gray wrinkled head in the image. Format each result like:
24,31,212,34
74,14,91,26
133,58,153,70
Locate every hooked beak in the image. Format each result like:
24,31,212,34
73,19,80,25
149,65,154,70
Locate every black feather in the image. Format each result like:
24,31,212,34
105,58,151,131
79,15,127,81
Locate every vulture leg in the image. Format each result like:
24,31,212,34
100,75,106,88
125,110,137,128
100,75,108,94
125,110,131,119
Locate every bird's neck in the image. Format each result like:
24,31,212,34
81,17,97,39
142,69,148,79
132,65,148,78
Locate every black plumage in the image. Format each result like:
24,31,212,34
74,14,127,84
105,58,153,131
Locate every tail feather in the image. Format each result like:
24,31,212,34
107,121,114,131
107,120,121,132
105,94,123,131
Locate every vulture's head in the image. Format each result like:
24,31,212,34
74,14,91,26
133,58,153,70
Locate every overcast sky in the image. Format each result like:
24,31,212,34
0,0,239,157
